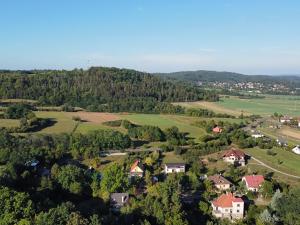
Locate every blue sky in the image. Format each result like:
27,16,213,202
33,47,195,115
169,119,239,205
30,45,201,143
1,0,300,74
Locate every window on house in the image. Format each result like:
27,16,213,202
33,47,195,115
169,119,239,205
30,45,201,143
237,210,240,213
237,204,240,207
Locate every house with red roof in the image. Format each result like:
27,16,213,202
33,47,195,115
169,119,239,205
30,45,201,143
223,149,246,166
242,175,265,192
212,193,244,220
212,126,223,133
130,160,144,177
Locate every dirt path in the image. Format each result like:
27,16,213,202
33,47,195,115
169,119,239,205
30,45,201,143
250,156,300,179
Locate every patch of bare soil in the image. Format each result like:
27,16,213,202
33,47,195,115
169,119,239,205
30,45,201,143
67,112,120,124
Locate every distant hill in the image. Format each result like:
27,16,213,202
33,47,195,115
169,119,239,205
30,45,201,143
156,70,300,83
156,70,300,95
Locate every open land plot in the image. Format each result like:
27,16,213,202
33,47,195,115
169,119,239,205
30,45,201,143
65,112,121,124
162,151,185,164
217,95,300,116
244,147,300,176
0,119,19,128
35,111,77,133
278,126,300,140
82,155,126,171
176,95,300,117
259,126,300,144
0,98,38,104
174,101,245,116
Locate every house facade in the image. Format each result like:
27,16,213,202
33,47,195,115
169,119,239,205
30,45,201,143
280,116,292,123
242,175,264,192
251,132,264,139
130,160,144,177
212,193,244,220
164,163,185,174
223,149,246,166
208,174,232,191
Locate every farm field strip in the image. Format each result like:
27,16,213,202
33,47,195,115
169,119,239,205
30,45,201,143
176,95,300,116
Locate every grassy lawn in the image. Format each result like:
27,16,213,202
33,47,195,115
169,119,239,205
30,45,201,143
244,147,300,176
162,152,185,164
35,111,77,134
82,155,126,171
217,95,300,116
75,122,126,134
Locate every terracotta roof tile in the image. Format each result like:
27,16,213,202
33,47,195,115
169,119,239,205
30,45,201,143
243,175,264,188
212,193,243,208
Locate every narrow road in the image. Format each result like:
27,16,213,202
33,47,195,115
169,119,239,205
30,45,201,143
250,156,300,179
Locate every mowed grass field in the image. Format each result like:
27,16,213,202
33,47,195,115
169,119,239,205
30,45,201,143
176,95,300,116
244,147,300,176
0,118,19,128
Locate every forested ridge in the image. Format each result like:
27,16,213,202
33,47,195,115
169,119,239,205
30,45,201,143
0,67,217,109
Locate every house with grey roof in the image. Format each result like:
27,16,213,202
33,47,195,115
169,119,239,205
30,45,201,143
110,193,129,211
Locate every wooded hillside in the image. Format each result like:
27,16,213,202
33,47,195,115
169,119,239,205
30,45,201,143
0,67,217,109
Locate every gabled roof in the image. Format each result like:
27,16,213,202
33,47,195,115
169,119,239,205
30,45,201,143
212,193,243,208
223,149,245,158
292,146,300,154
243,175,264,188
208,174,232,186
130,160,144,172
213,126,223,133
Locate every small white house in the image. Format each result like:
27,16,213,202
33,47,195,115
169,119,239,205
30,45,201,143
292,146,300,155
251,133,264,139
164,163,185,174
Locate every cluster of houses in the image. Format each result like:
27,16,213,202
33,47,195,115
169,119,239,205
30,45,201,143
279,115,300,127
110,148,266,221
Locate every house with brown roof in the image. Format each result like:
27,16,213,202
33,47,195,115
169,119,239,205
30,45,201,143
223,149,246,166
208,174,232,191
130,160,144,177
212,193,244,220
242,175,264,192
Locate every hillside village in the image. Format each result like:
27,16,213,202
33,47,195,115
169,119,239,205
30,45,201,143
0,99,300,224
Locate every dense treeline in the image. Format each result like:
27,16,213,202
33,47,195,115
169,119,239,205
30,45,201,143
186,108,235,118
0,67,218,111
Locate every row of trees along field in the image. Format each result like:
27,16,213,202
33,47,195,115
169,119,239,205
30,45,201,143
0,67,218,111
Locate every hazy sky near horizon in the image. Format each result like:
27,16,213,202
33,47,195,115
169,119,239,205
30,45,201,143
1,0,300,75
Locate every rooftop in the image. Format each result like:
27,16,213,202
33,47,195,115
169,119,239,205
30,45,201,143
212,193,243,208
243,175,265,188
